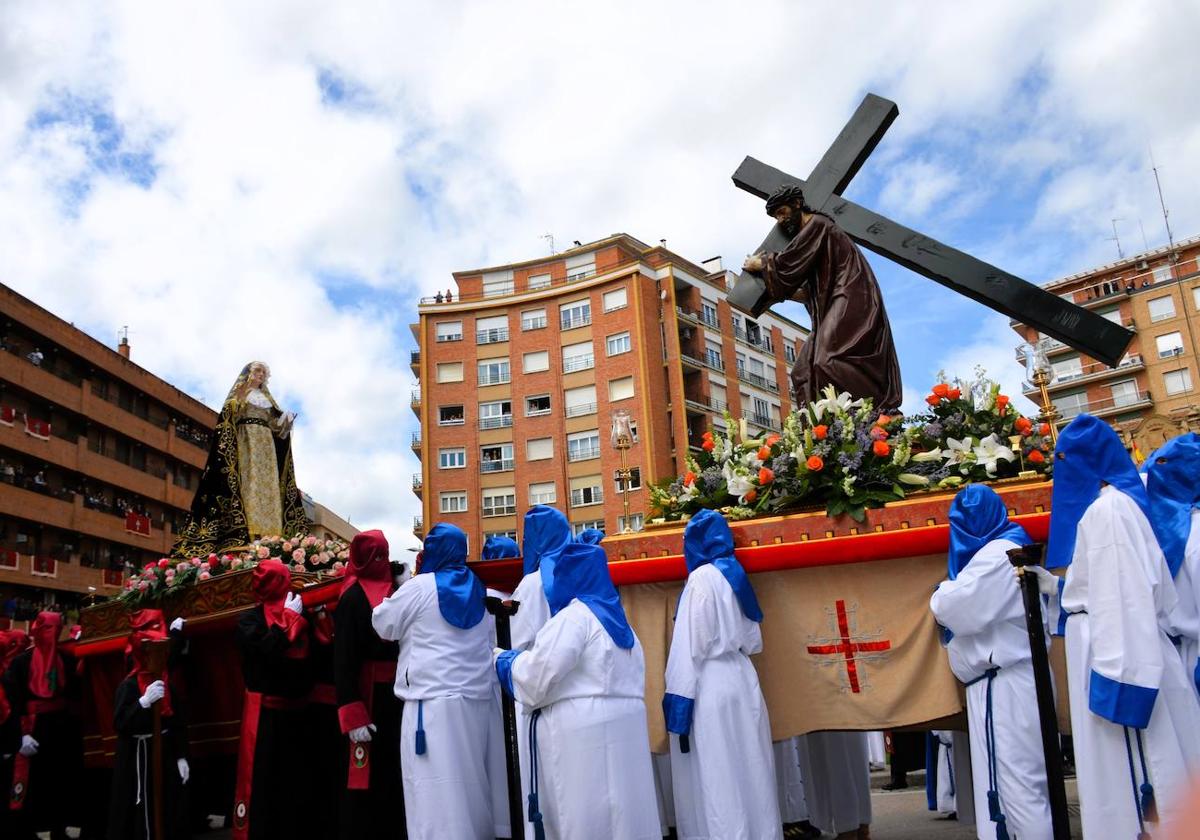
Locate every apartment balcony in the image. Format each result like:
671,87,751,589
0,553,127,596
1058,390,1153,424
411,473,423,497
684,395,729,414
413,516,424,538
680,353,704,371
410,351,420,378
410,390,421,415
738,369,780,394
480,458,515,474
567,445,602,463
478,415,513,431
0,482,172,555
733,326,774,353
1023,354,1146,396
565,402,596,418
562,356,594,374
410,431,422,455
1033,319,1134,358
476,328,509,345
747,413,782,433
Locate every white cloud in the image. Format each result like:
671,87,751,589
0,1,1198,547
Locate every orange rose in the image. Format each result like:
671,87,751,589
1015,416,1032,435
932,383,950,398
757,446,773,461
1039,423,1051,436
702,439,714,452
806,455,824,472
683,471,696,486
872,440,891,458
926,394,941,406
702,430,713,441
1028,450,1045,464
870,426,889,441
876,415,892,426
997,395,1010,408
743,489,758,503
758,467,775,485
813,424,828,440
766,434,781,446
947,387,962,400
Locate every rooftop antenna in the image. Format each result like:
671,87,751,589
1151,150,1176,257
1106,219,1124,260
119,326,129,342
1138,220,1150,252
540,233,555,255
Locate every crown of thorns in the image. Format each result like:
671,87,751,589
765,185,807,216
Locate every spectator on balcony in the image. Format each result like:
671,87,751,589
32,471,46,489
26,348,43,367
445,289,453,302
435,291,444,303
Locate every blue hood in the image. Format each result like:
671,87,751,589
1144,433,1200,578
546,542,634,649
481,535,520,561
521,505,572,595
947,484,1031,579
419,523,485,629
682,508,763,622
1046,414,1151,569
576,528,605,545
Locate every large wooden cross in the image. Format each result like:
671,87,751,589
728,93,1134,368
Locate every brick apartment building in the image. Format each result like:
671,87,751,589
1011,234,1200,440
0,283,219,626
410,234,808,551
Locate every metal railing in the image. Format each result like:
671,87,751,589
410,351,420,365
739,369,780,393
567,445,601,462
413,516,423,532
411,390,422,407
562,355,594,373
704,352,723,370
482,503,518,517
480,458,515,473
685,395,728,413
476,327,509,344
571,491,604,507
565,402,596,418
478,415,513,430
560,314,592,330
1058,390,1152,420
412,474,423,490
748,413,782,432
477,371,511,386
522,316,547,331
435,331,462,342
411,432,421,447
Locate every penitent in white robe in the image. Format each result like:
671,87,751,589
665,563,781,840
508,570,551,840
797,732,871,835
508,600,661,839
930,537,1053,840
773,737,809,824
929,731,956,816
1059,486,1200,838
372,574,505,840
1166,513,1200,702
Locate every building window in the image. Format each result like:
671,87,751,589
560,300,591,330
436,362,464,383
606,332,631,356
571,520,606,537
477,359,511,386
565,255,595,282
522,308,547,331
1153,265,1173,284
1193,287,1200,311
484,529,519,542
479,400,513,430
476,315,509,344
482,487,517,517
1148,296,1176,323
570,481,604,507
1109,379,1140,408
438,405,465,426
735,352,746,376
526,394,551,416
527,437,553,460
435,321,463,342
523,351,550,373
701,301,718,328
603,287,628,312
609,376,634,402
1156,332,1185,359
1054,392,1088,420
1051,356,1082,382
483,272,514,297
528,273,551,291
704,340,723,370
480,443,514,473
567,430,601,462
529,481,556,505
565,385,597,418
439,492,468,513
562,341,594,373
438,448,466,469
1165,368,1193,396
618,513,645,533
785,343,796,363
614,467,642,492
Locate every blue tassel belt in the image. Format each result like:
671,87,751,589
528,709,545,840
966,666,1009,840
1123,725,1157,838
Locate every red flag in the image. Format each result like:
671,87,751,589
0,406,14,427
23,415,49,440
0,550,16,570
30,557,56,577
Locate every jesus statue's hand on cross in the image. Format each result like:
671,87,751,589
742,254,764,273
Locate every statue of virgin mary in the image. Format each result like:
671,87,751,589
173,361,308,556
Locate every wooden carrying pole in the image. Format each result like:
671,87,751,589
1007,545,1071,840
485,596,524,839
142,638,172,840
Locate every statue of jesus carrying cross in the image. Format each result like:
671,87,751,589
743,183,903,413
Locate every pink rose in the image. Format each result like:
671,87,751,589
292,548,305,561
293,563,306,574
338,550,349,560
304,536,316,547
177,562,190,574
231,558,244,569
157,558,170,568
191,557,202,566
198,571,211,581
221,555,233,565
316,552,330,564
257,546,270,559
282,542,293,553
137,580,149,591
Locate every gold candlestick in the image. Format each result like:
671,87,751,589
1030,367,1060,444
1009,435,1038,480
611,409,634,534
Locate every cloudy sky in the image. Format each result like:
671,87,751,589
2,1,1198,547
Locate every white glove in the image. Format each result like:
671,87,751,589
177,758,190,784
284,592,303,614
1023,565,1060,596
19,734,39,756
139,680,166,709
170,617,185,633
349,724,376,743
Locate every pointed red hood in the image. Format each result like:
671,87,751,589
28,612,64,698
341,530,393,608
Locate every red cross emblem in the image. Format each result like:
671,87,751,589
806,599,892,693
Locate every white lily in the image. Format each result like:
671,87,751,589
677,481,699,503
911,449,944,463
940,436,976,469
811,387,855,422
722,461,755,499
898,473,931,486
973,433,1017,476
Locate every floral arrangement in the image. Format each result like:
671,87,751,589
651,371,1053,523
120,534,350,608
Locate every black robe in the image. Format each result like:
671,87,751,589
1,649,83,836
0,681,20,839
106,676,189,840
305,608,343,840
333,583,405,839
763,212,903,411
235,605,311,840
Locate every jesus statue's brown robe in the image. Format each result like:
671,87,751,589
761,213,903,412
